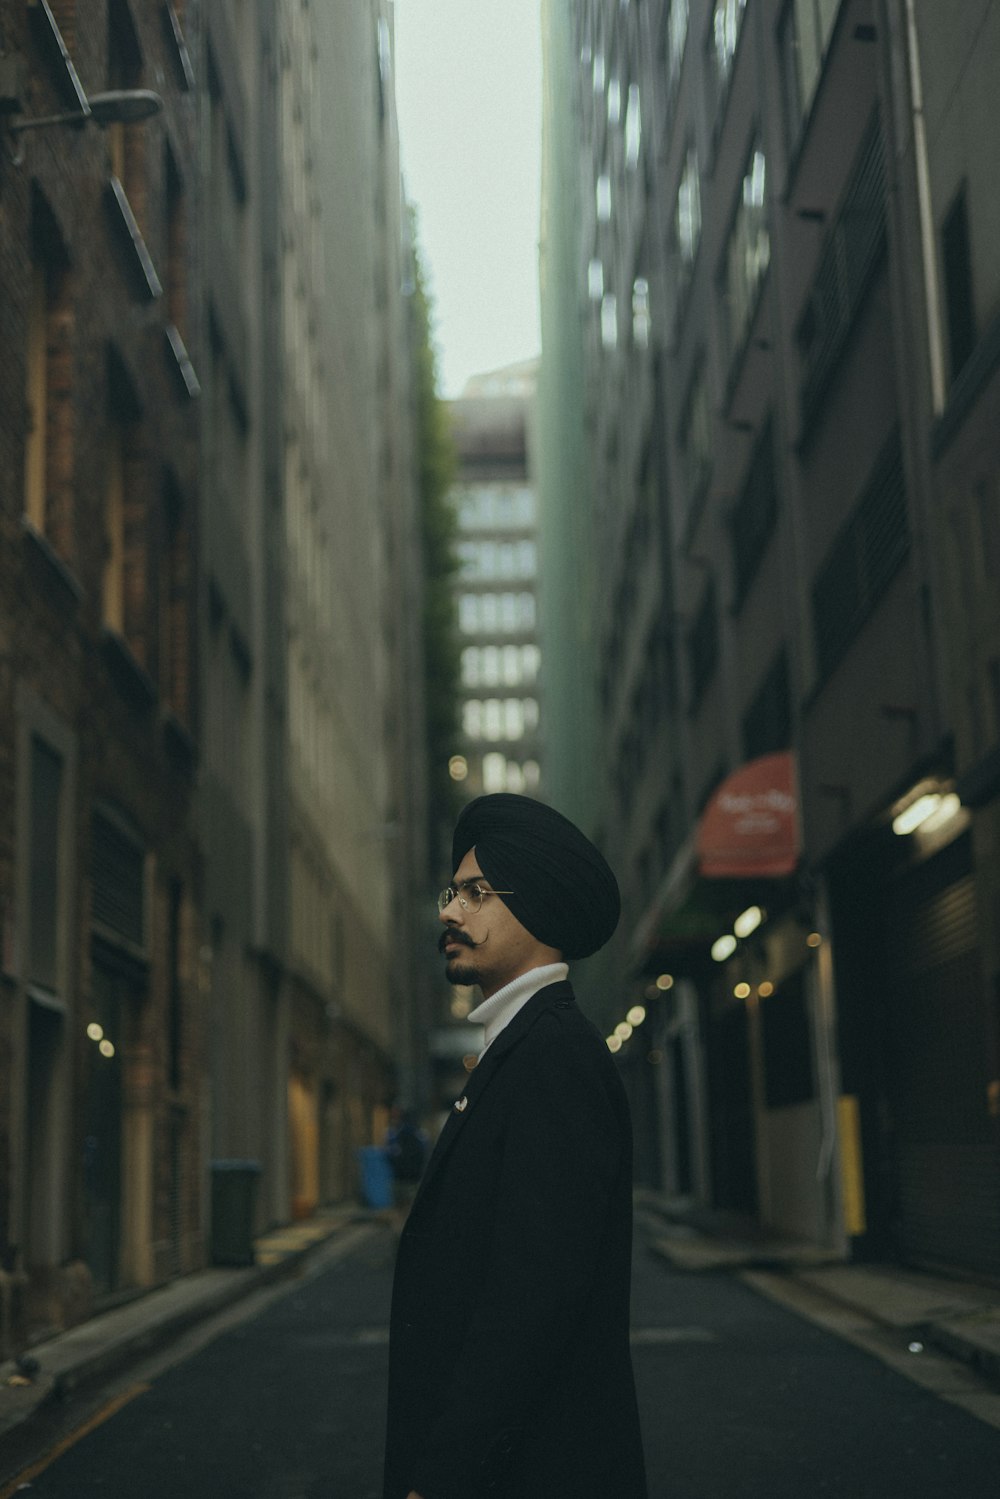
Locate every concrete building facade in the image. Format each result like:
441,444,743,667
199,0,428,1223
540,0,1000,1277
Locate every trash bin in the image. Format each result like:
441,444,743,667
358,1145,394,1209
210,1159,261,1266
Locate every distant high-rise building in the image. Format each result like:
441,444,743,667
447,364,544,804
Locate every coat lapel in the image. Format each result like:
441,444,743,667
411,979,574,1209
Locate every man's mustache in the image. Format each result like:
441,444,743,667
437,928,482,954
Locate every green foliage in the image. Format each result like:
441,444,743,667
409,218,462,865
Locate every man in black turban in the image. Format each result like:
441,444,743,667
384,795,647,1499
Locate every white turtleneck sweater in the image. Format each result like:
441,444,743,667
467,962,569,1059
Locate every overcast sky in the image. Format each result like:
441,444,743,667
393,0,543,398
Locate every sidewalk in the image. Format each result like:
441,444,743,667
0,1205,377,1446
638,1190,1000,1386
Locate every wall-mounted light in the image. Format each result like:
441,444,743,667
614,1021,633,1041
7,88,162,134
655,973,674,991
734,982,751,1000
606,1034,622,1053
891,786,962,837
733,905,763,939
4,82,163,166
711,933,737,962
626,1005,646,1027
892,792,942,836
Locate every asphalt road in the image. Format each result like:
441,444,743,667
8,1213,1000,1498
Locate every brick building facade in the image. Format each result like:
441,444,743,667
0,0,203,1348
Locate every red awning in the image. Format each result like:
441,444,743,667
697,752,799,879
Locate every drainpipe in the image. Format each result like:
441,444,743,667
901,0,947,415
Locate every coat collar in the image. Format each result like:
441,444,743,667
410,979,574,1210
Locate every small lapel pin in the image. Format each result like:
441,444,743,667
454,1096,468,1113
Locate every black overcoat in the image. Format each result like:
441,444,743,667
383,979,647,1499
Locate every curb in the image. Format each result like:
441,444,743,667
0,1212,375,1446
642,1201,1000,1391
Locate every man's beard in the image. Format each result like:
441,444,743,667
439,928,482,988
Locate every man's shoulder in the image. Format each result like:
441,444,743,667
520,987,613,1065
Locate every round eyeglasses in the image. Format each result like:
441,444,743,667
437,879,514,915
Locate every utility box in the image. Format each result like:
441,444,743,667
210,1159,261,1266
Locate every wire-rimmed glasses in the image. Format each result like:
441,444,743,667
437,879,514,915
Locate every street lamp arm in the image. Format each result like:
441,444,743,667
7,88,162,135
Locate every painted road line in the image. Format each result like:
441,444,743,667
0,1383,151,1498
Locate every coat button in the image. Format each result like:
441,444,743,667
454,1096,468,1112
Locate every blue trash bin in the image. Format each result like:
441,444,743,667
358,1145,394,1208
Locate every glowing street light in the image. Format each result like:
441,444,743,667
711,933,737,963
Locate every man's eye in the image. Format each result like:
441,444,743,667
468,884,486,899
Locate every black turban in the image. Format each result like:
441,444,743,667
451,793,620,960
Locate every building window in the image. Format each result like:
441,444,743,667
676,148,702,266
505,700,524,740
484,700,504,740
104,353,143,645
104,421,126,636
812,431,908,682
607,77,622,126
459,594,478,632
483,594,500,631
625,83,642,168
632,277,651,348
942,185,976,383
687,579,719,713
24,191,73,550
91,806,146,949
601,293,618,349
483,753,506,792
28,737,64,995
165,144,187,340
167,879,183,1090
712,0,748,93
461,647,479,686
463,700,483,739
723,145,770,365
588,257,605,301
668,0,690,86
670,148,702,326
731,417,778,610
780,0,842,147
797,114,886,433
160,473,190,721
596,172,612,223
